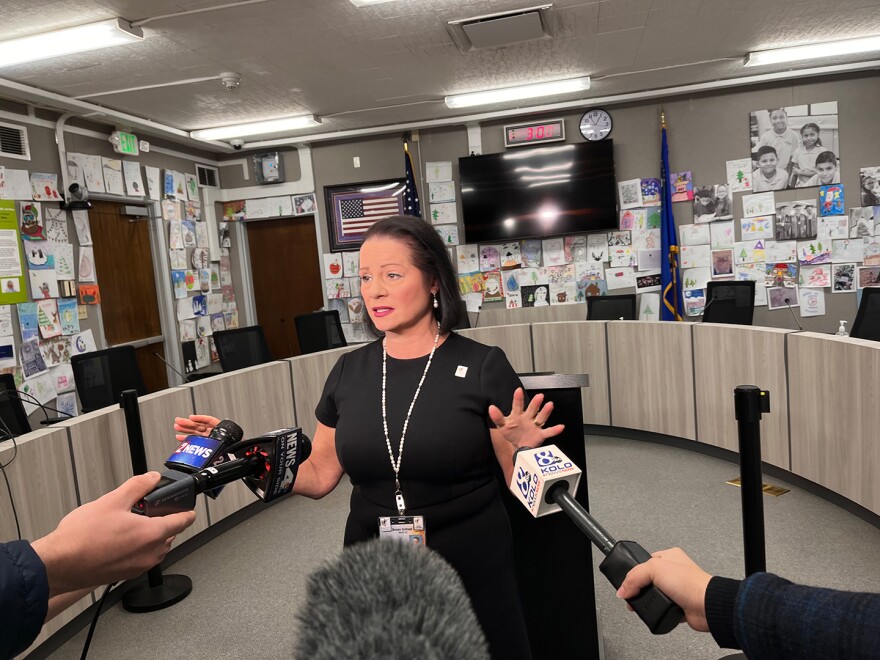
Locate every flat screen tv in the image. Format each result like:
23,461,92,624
459,140,617,243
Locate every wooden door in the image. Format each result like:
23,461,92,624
246,216,324,358
88,201,168,392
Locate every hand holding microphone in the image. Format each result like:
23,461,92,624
510,446,683,634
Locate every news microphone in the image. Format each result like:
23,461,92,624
295,539,489,660
165,419,243,499
510,446,683,635
135,427,310,516
783,294,803,330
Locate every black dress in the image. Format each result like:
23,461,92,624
316,332,531,660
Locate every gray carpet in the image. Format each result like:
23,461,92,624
45,435,880,659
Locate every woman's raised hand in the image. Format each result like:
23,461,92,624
488,388,564,451
173,414,222,443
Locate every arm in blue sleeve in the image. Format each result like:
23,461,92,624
0,540,49,658
732,572,880,660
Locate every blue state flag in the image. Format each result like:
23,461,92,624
660,121,683,321
403,141,421,218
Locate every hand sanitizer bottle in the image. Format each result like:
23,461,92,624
836,320,848,336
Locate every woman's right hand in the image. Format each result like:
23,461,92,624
173,414,221,442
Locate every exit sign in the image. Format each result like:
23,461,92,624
111,130,139,156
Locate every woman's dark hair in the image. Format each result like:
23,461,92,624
360,215,462,337
800,122,823,146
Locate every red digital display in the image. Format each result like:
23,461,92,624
505,120,565,147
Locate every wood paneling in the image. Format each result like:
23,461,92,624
457,325,534,373
532,321,610,425
247,216,324,359
288,346,357,439
477,303,586,328
136,342,170,394
693,324,792,469
186,362,296,523
0,428,92,653
607,321,697,440
789,333,880,515
64,407,132,504
88,201,161,345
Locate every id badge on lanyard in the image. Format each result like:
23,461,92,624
378,515,427,545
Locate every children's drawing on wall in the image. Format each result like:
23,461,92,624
670,171,693,202
765,263,798,288
550,283,578,304
505,291,522,309
798,264,831,288
586,233,608,263
605,267,636,290
191,248,210,271
819,184,844,216
541,238,565,265
457,272,483,296
171,271,187,299
632,228,660,251
797,239,831,265
26,243,54,271
293,193,317,216
20,202,44,240
818,215,849,239
857,266,880,289
692,187,715,223
617,179,642,210
832,238,864,263
749,102,840,190
101,158,124,195
563,236,586,263
30,173,60,201
767,286,798,310
520,239,541,267
710,221,734,249
501,242,522,268
635,272,661,293
764,240,797,263
122,161,144,197
606,231,631,247
195,223,209,249
479,245,501,271
725,159,752,193
434,225,459,246
849,206,874,238
684,289,705,316
503,269,520,296
72,210,92,246
181,220,197,248
859,167,880,206
78,283,100,305
740,216,773,241
179,319,197,342
520,284,549,307
679,223,710,246
832,263,856,292
456,244,479,274
864,239,880,266
482,271,503,302
170,249,187,270
680,245,710,269
799,288,825,317
77,247,96,282
36,299,60,339
640,178,661,206
185,201,201,223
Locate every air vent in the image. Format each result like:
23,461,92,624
0,121,30,160
196,164,220,188
447,4,556,53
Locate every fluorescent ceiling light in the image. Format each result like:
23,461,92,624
445,76,590,109
746,35,880,66
190,115,322,140
0,19,143,68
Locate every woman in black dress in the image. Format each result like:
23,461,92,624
175,216,563,659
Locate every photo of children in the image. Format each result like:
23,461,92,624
749,103,840,190
693,186,716,223
849,207,874,238
860,167,880,206
713,184,733,220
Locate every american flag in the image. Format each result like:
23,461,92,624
337,195,400,236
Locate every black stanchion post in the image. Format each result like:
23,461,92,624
119,389,193,612
733,385,770,577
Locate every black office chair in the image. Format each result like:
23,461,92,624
703,281,756,325
213,325,274,371
71,345,147,414
294,311,347,355
850,288,880,341
587,294,637,320
0,374,32,439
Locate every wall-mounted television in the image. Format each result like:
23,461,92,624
459,140,617,244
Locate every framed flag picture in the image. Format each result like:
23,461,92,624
324,179,406,251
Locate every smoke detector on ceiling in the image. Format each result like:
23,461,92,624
219,72,242,92
446,4,557,53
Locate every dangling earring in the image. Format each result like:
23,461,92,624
433,294,439,309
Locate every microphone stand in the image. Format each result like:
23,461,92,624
119,389,193,612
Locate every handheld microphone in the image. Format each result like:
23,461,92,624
510,446,683,635
135,427,310,516
164,419,243,499
783,295,803,331
153,351,190,385
295,539,489,660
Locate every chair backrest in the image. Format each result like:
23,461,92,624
294,311,347,355
0,373,31,439
586,294,637,320
70,345,147,413
850,288,880,341
213,325,274,371
703,281,756,325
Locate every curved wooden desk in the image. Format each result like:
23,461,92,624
5,323,879,653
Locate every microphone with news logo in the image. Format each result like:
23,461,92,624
135,427,310,516
165,419,243,499
511,446,683,635
295,539,490,660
